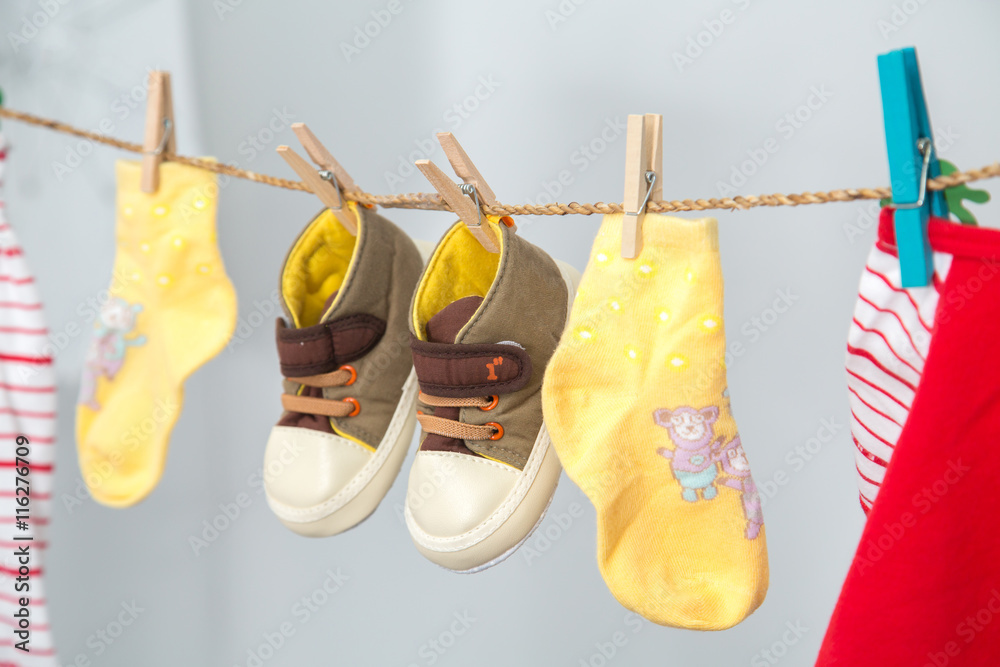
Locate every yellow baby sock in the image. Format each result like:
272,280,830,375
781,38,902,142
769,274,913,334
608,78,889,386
76,160,236,507
542,213,767,630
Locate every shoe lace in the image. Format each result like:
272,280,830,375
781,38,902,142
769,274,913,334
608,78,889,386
281,365,360,418
416,391,502,441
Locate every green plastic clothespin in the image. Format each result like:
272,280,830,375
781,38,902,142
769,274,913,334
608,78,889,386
940,160,989,225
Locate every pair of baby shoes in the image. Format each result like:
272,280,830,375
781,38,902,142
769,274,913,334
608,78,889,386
262,203,578,571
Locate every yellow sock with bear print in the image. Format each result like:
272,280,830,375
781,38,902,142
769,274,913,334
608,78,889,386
76,160,237,508
542,213,767,630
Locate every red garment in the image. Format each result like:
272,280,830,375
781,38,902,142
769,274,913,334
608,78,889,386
818,210,1000,666
0,134,58,665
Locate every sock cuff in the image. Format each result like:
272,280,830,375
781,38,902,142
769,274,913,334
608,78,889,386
598,213,719,255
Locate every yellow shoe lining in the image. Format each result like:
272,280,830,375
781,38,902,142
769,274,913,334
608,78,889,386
412,219,503,340
281,203,360,328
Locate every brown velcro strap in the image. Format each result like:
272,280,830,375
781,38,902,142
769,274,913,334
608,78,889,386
410,336,533,398
276,314,385,377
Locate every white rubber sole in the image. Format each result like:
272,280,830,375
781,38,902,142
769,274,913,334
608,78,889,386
405,259,582,571
459,469,559,574
267,370,418,537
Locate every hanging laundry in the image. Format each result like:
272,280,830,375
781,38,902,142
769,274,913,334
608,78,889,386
542,213,768,630
819,210,1000,665
75,160,236,507
405,218,577,572
263,203,425,538
0,133,58,665
845,208,951,513
402,134,580,572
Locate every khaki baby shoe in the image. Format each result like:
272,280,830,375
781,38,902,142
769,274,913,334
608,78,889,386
264,204,425,537
405,219,579,571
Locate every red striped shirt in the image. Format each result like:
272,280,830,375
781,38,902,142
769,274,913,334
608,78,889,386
846,243,943,513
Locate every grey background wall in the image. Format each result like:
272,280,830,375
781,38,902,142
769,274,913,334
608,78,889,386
1,0,998,665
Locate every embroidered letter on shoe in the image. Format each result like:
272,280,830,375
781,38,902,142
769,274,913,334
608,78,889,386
486,356,503,381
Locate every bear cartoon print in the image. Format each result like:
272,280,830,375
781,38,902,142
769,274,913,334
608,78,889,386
655,404,762,541
718,436,764,540
78,297,146,410
654,406,725,502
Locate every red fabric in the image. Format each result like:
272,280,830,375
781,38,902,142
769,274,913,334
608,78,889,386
818,210,1000,666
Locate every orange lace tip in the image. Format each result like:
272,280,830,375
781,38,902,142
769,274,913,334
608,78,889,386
500,216,515,228
340,364,357,386
417,410,424,416
486,422,503,440
342,397,360,417
480,395,499,411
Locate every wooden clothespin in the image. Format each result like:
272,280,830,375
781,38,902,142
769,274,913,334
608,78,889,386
276,122,359,235
416,132,511,254
140,71,175,194
621,114,663,259
878,47,949,287
437,132,517,234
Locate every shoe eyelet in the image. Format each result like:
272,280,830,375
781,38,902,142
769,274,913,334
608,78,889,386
480,395,499,411
340,365,357,386
486,422,503,440
342,397,360,417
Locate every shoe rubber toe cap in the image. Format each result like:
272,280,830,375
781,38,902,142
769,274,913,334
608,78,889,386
406,450,518,537
263,425,371,517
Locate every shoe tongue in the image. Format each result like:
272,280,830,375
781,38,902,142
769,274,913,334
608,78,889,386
426,296,484,343
319,290,339,321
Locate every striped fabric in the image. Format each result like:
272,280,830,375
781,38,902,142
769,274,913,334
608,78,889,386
845,236,950,514
0,135,58,665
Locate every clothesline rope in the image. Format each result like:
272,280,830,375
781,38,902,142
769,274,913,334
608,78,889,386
2,106,999,215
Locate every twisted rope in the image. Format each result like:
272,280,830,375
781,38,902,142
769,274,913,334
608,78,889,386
2,106,997,216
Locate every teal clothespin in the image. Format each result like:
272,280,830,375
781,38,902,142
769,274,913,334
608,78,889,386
877,47,949,288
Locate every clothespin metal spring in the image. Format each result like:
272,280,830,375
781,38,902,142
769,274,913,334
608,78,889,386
886,138,931,211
